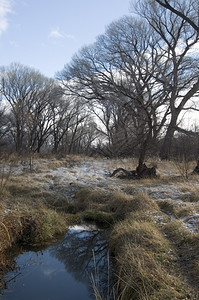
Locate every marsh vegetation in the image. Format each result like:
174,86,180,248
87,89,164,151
0,154,199,299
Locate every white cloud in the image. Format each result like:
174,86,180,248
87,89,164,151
9,39,18,47
0,0,12,35
65,33,75,40
48,28,64,39
48,26,75,40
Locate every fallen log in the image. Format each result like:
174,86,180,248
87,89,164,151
110,164,157,179
110,168,137,178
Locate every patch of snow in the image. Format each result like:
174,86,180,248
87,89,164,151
181,213,199,233
69,224,98,231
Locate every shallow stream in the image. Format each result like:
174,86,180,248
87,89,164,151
1,224,114,300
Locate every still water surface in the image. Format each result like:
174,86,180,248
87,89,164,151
1,225,113,300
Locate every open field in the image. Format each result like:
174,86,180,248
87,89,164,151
0,155,199,299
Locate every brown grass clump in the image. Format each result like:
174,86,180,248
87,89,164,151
35,154,92,172
164,220,191,244
163,220,199,289
0,205,73,290
0,193,70,278
32,209,68,243
108,191,158,221
75,189,159,225
115,246,188,300
157,199,177,215
107,184,199,299
189,235,199,283
76,189,150,227
108,192,134,219
76,188,108,204
75,188,108,212
82,210,114,228
6,181,40,197
111,219,170,256
175,205,195,218
0,208,69,250
131,191,159,212
110,217,191,300
157,198,199,221
180,184,199,202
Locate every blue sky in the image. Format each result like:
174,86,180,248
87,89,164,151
0,0,131,78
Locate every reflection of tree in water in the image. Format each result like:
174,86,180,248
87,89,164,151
49,225,115,298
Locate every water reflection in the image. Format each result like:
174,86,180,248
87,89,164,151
1,224,114,300
50,225,114,294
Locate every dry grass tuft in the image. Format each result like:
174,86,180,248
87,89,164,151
180,184,199,202
163,220,199,289
108,192,134,220
115,246,188,300
111,219,170,255
32,209,68,243
131,191,159,212
82,210,114,228
110,217,191,300
157,199,177,215
175,205,195,218
108,179,199,299
75,189,159,224
164,219,195,245
35,154,92,172
108,191,158,222
75,188,108,212
76,188,108,204
6,181,40,197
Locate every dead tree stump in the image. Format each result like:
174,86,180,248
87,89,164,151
110,163,157,179
136,163,157,178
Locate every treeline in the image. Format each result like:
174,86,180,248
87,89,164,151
0,0,199,164
0,63,98,155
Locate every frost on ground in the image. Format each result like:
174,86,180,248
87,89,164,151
1,158,199,233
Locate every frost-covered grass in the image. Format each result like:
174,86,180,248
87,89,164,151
0,155,199,299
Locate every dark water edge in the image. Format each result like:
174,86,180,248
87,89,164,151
0,224,115,300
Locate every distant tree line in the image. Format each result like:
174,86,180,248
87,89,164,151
0,63,99,155
0,0,199,168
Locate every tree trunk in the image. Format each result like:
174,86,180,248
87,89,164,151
15,124,24,153
136,121,153,176
136,138,148,175
160,111,179,160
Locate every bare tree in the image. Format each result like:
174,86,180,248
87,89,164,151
67,104,90,154
50,95,78,154
0,103,10,149
154,0,199,33
58,16,170,175
135,0,199,159
89,98,135,157
0,63,56,153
